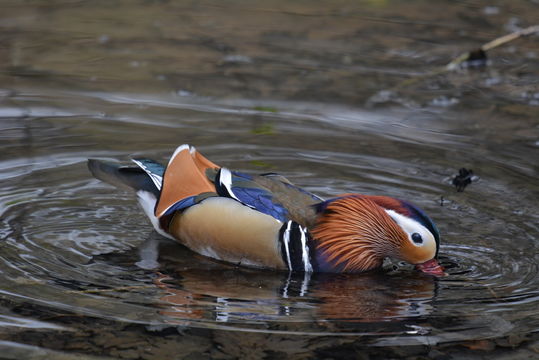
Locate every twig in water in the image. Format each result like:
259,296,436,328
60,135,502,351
385,25,539,92
446,25,539,70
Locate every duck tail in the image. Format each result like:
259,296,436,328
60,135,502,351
87,159,162,197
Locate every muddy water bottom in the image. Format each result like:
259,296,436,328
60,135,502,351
2,308,537,360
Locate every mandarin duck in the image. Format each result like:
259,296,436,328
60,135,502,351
88,144,444,275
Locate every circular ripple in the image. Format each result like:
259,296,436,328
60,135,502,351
439,244,539,304
0,91,538,345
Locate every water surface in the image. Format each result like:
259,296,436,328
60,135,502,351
0,1,538,359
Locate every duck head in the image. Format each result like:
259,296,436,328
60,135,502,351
311,194,444,276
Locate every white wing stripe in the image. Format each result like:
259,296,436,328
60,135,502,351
131,159,163,190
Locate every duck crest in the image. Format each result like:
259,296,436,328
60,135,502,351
311,195,407,272
366,195,441,258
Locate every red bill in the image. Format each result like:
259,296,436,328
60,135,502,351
415,258,446,276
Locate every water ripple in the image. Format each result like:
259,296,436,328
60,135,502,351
0,91,537,345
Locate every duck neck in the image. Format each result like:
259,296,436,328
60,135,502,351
277,220,384,273
310,233,385,273
308,195,406,273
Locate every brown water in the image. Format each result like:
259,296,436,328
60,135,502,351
1,1,538,359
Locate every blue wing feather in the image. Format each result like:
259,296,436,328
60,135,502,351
230,185,289,222
162,196,198,216
216,170,290,222
163,167,313,223
131,158,165,177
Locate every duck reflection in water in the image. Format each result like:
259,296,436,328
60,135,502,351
151,243,437,325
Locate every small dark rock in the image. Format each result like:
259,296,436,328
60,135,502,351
452,168,475,192
464,48,488,68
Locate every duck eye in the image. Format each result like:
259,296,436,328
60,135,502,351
411,232,423,244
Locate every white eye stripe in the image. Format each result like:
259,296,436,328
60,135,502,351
385,209,434,247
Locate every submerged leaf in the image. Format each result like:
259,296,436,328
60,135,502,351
251,124,275,135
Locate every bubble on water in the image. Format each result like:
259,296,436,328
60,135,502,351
222,55,252,64
177,90,193,97
430,96,459,107
505,17,522,32
483,6,499,15
484,77,502,86
98,34,110,44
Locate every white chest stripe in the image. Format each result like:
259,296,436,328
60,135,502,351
280,221,313,273
282,221,292,270
299,225,313,273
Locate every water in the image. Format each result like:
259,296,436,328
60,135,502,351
1,1,538,359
